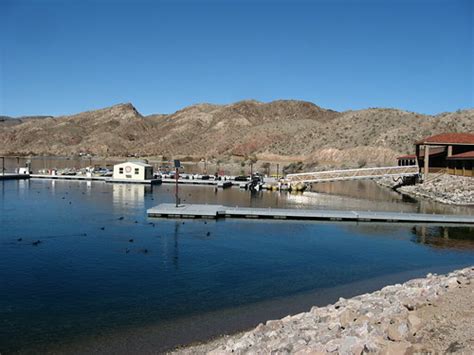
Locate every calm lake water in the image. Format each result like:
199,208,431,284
1,179,474,354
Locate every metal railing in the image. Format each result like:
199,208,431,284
286,165,420,183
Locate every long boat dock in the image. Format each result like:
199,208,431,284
147,203,474,225
30,174,161,184
30,174,107,181
0,173,30,180
161,178,236,187
28,174,238,187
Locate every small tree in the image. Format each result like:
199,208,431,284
248,154,258,164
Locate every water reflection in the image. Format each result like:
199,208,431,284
309,180,473,215
112,183,153,207
172,222,180,269
412,226,474,251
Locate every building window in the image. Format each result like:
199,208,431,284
119,167,124,174
135,168,139,175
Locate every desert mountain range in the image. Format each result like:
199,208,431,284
1,100,473,167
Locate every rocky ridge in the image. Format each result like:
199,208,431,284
174,266,474,354
1,101,473,167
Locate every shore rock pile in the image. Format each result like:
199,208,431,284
399,175,474,205
182,267,474,354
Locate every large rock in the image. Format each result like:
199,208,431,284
382,341,412,355
387,321,409,341
339,309,358,328
407,314,422,335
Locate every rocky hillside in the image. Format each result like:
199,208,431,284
0,115,53,127
1,100,472,167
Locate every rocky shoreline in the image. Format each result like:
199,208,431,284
174,266,474,354
398,175,474,206
378,174,474,206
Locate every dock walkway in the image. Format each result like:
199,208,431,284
0,173,30,180
30,174,107,181
147,203,474,225
30,174,161,184
29,174,240,187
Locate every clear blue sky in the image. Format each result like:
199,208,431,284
1,0,472,116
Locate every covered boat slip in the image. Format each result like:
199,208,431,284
147,204,474,225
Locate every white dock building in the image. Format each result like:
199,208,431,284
113,161,154,181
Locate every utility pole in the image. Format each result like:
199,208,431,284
1,157,4,176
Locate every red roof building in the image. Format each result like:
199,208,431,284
416,133,474,145
397,147,445,160
399,132,474,177
446,151,474,160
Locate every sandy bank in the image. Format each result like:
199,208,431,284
173,266,474,354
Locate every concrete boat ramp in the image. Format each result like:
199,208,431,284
147,203,474,225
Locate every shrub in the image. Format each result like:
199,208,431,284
357,159,367,168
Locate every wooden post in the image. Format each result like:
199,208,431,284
415,144,420,172
424,145,430,176
175,167,179,207
174,160,181,207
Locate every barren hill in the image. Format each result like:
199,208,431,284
1,100,472,167
0,115,53,127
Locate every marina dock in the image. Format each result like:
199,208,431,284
30,174,162,184
30,174,107,181
0,173,30,180
147,203,474,225
29,174,239,187
161,178,235,187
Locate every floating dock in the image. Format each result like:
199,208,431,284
29,174,238,186
105,178,162,185
29,174,161,184
30,174,107,181
161,178,241,187
0,173,30,180
147,203,474,225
